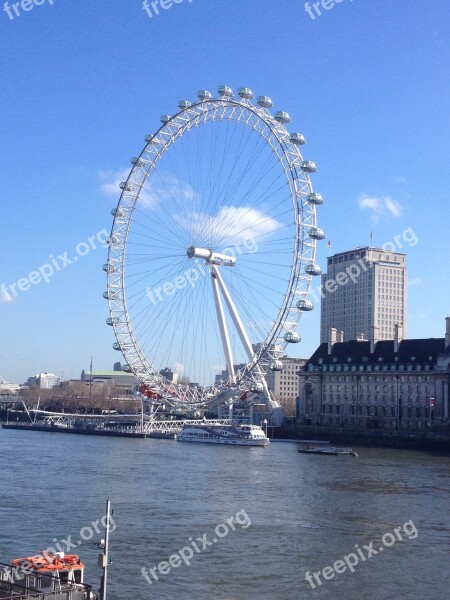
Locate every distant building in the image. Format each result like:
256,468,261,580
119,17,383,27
266,357,307,416
298,319,450,430
214,364,246,387
159,368,179,384
26,373,60,389
319,247,407,343
0,382,21,395
86,371,138,394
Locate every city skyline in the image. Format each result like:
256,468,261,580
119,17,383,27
1,1,449,384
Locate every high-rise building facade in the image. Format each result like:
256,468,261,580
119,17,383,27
318,247,407,343
265,357,307,416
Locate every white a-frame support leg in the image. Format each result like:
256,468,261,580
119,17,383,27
211,265,272,400
211,267,236,384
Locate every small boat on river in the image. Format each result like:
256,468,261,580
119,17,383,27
298,443,358,456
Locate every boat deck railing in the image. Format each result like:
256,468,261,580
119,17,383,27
0,563,94,600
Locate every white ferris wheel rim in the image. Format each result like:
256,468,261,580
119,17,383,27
105,87,322,405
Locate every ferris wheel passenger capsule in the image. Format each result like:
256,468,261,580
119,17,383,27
120,182,134,192
107,236,120,247
284,332,301,343
197,90,213,101
102,263,117,274
103,291,118,301
270,360,283,371
251,382,265,392
218,86,233,97
111,207,126,219
257,96,273,108
305,263,322,276
131,157,145,167
297,299,314,311
301,160,318,173
178,100,192,109
160,115,172,124
289,133,306,145
306,192,323,205
274,111,291,124
238,87,254,99
308,227,325,240
113,342,121,351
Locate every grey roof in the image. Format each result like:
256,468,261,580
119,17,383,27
305,338,446,368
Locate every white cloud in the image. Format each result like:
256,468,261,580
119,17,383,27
358,195,403,222
99,168,130,197
180,205,282,245
144,176,197,209
100,169,197,211
409,277,423,286
0,291,15,304
384,197,402,218
172,362,185,375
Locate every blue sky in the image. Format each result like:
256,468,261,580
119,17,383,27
0,0,449,384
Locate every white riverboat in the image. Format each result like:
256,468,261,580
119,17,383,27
176,423,269,446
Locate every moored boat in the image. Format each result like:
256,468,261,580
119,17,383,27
0,550,95,599
298,443,358,456
176,423,269,446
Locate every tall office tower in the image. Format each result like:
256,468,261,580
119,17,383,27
319,247,407,343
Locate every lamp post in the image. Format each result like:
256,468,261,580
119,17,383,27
99,497,112,600
429,397,435,427
355,374,360,429
396,375,400,430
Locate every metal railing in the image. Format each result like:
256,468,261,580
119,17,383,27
0,564,94,600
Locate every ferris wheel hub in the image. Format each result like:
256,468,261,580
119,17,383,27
187,246,236,267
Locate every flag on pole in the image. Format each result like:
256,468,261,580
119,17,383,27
326,240,331,248
369,229,373,245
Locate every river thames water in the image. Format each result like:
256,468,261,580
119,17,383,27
0,428,449,600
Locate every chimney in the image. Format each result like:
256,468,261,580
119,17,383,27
338,330,344,343
446,317,450,349
394,323,403,353
328,327,337,355
370,325,379,354
356,333,365,342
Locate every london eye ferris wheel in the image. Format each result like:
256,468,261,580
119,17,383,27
104,85,325,417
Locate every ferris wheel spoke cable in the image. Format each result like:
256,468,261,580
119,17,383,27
216,130,277,213
208,117,251,217
209,170,289,251
209,119,265,225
